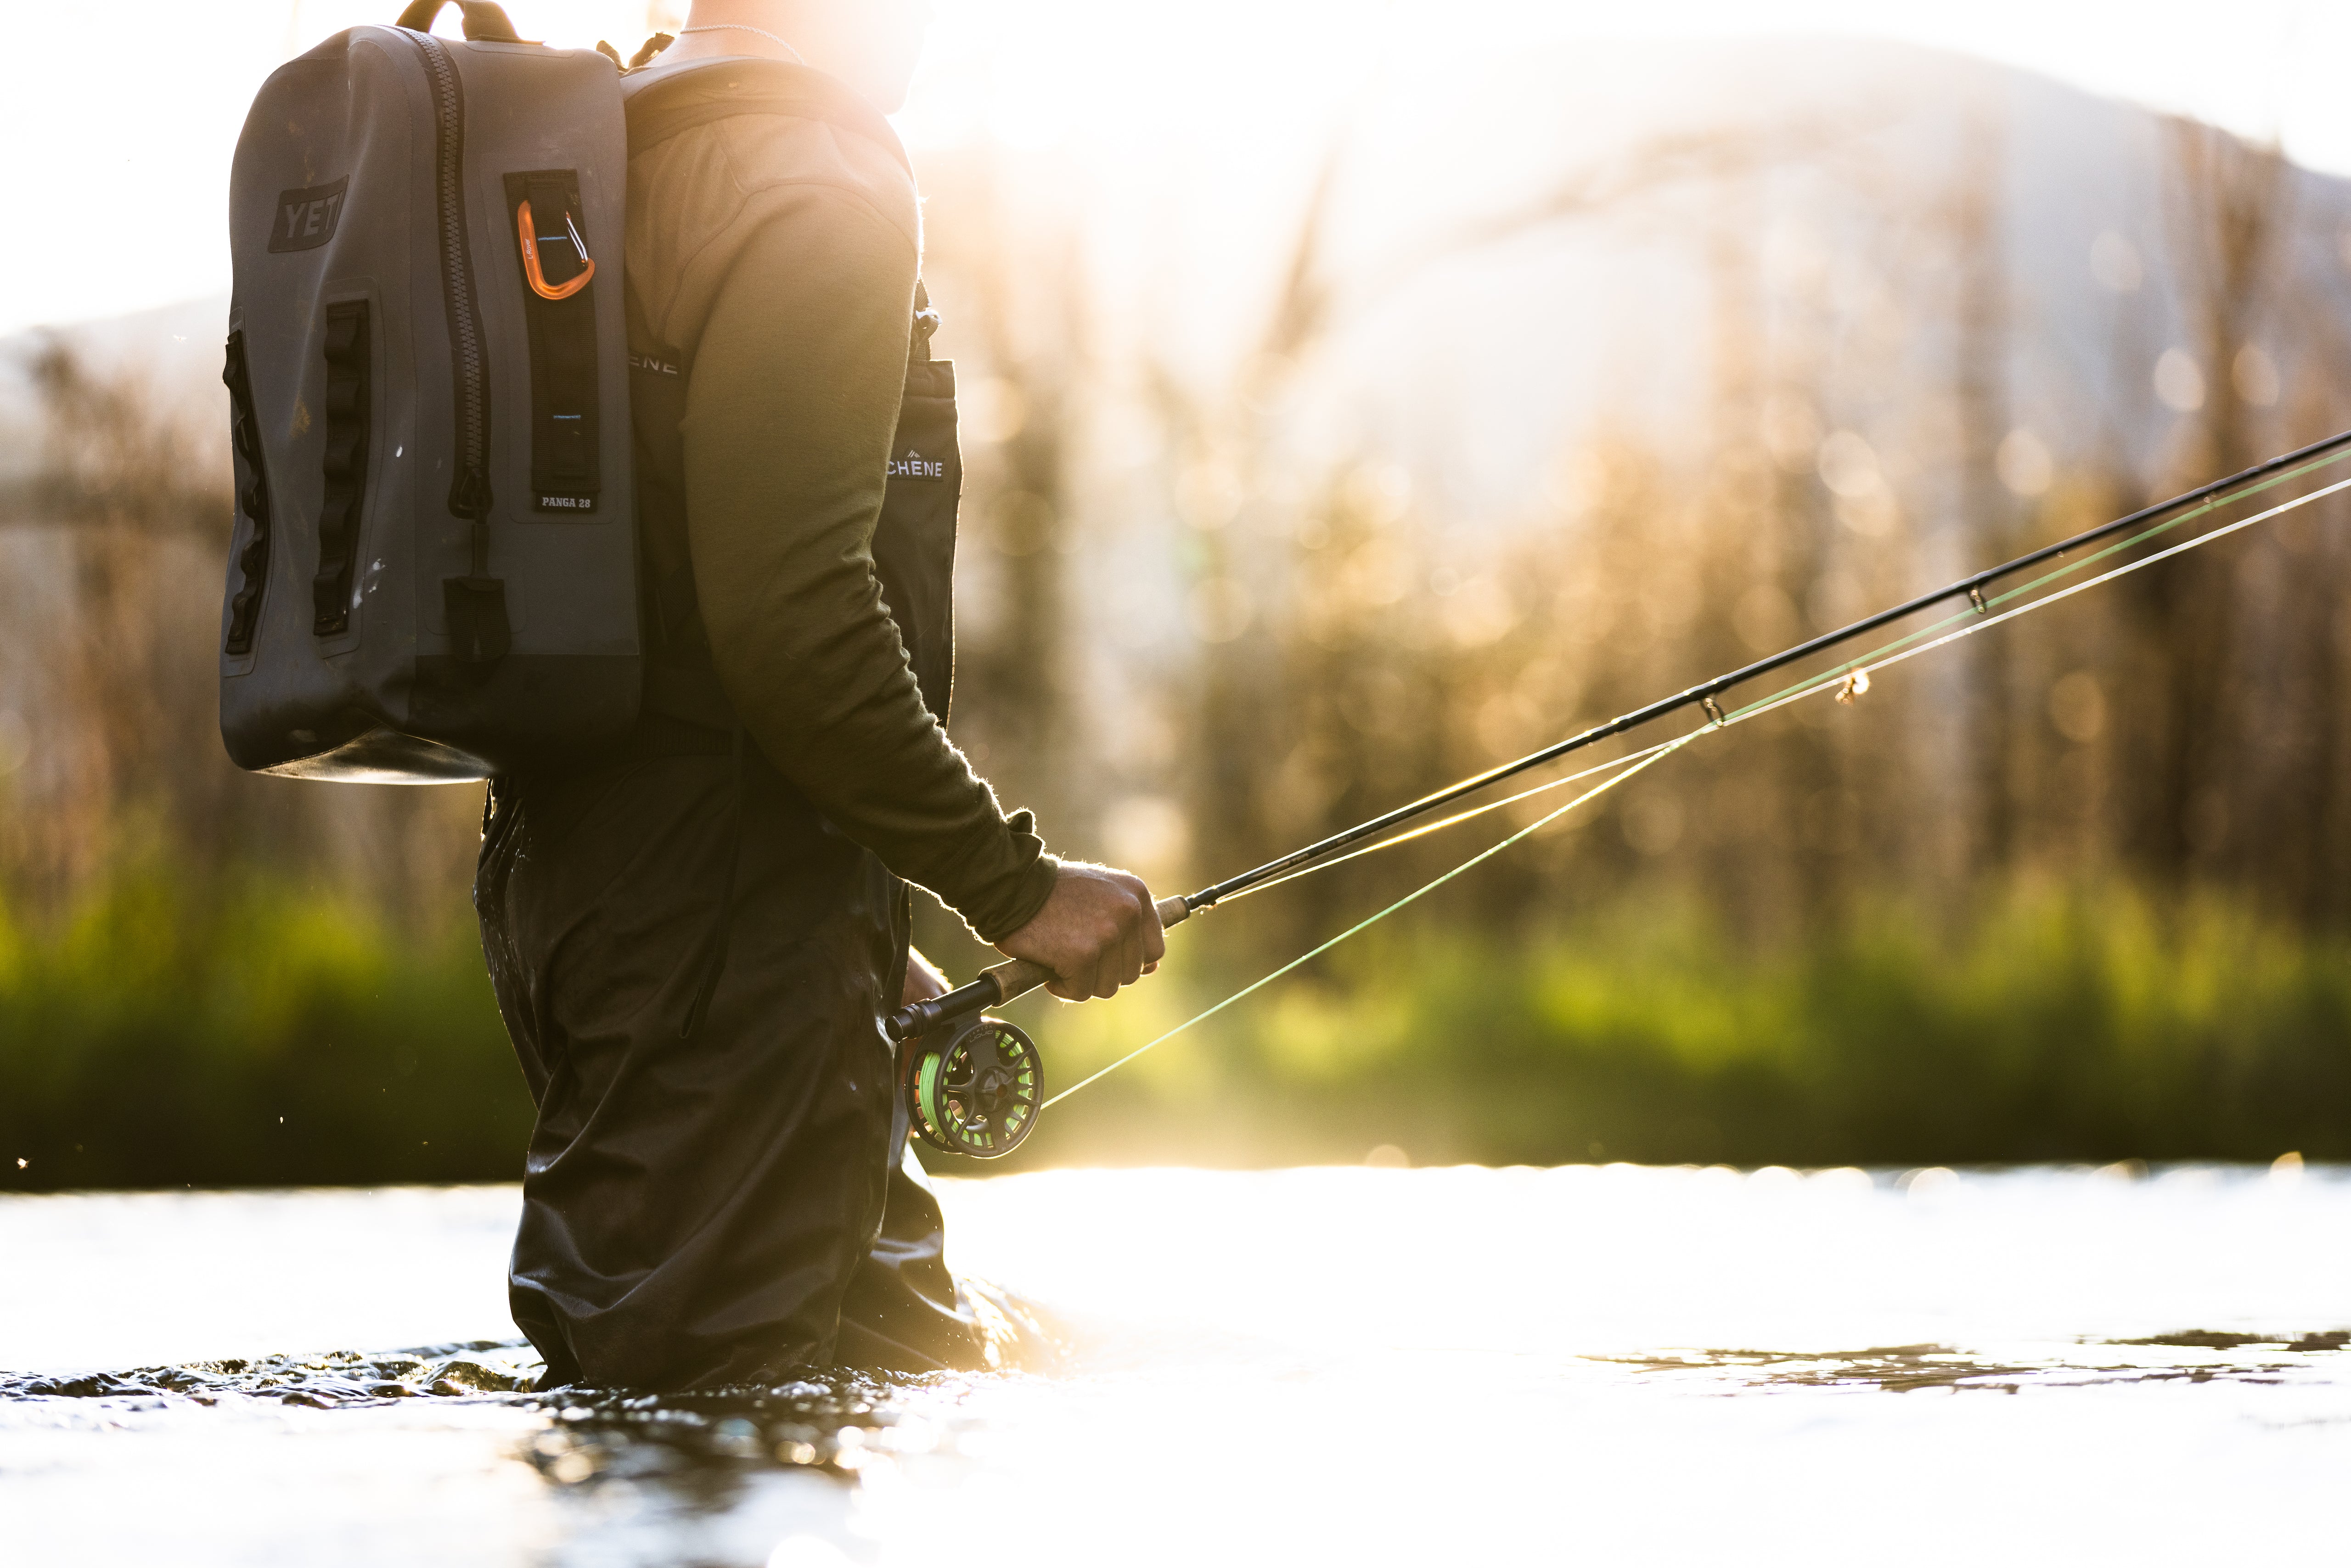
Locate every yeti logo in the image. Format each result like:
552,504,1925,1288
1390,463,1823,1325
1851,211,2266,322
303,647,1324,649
889,448,946,481
268,178,349,253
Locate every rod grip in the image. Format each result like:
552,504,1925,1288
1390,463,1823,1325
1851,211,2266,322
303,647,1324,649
974,895,1189,1005
976,955,1053,1005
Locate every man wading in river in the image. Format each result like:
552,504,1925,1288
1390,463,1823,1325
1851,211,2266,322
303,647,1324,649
474,0,1164,1388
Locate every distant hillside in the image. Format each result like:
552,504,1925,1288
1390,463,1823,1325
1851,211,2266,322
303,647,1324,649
1146,34,2351,529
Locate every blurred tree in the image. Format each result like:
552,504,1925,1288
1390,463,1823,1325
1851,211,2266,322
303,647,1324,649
918,148,1091,853
2,340,480,933
2122,122,2294,889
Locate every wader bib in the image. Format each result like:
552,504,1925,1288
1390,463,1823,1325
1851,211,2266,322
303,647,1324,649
473,62,977,1388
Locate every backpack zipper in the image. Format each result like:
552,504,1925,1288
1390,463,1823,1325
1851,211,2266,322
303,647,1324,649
407,30,493,535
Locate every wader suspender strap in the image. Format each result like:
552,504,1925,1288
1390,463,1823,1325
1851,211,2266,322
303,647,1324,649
621,273,736,731
616,227,737,1042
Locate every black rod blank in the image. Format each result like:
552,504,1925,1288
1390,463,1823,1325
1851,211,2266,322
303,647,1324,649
1185,424,2351,910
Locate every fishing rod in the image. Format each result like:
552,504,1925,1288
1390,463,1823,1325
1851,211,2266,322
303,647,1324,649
886,425,2351,1159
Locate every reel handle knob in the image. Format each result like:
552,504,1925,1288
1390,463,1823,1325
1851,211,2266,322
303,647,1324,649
885,895,1190,1041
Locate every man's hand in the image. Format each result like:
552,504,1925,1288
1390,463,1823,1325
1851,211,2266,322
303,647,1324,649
996,862,1165,1002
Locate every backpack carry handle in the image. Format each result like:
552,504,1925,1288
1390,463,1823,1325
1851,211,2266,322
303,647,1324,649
395,1,526,42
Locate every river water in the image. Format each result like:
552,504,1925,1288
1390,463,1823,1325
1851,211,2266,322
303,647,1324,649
3,1162,2345,1565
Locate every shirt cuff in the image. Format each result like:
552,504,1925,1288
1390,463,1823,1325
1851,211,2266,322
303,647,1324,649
939,809,1063,945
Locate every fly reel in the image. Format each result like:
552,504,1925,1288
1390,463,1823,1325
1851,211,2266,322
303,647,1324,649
903,1016,1043,1159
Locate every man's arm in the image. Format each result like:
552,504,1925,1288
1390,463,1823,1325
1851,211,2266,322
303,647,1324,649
682,186,1056,943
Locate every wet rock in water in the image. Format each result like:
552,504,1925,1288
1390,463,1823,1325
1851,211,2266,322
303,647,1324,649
1,1371,149,1399
2113,1329,2351,1353
1598,1329,2351,1394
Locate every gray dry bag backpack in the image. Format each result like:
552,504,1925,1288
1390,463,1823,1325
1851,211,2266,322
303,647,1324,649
220,1,637,781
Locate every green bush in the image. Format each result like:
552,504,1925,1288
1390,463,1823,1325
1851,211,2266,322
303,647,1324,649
0,864,527,1190
4,866,2345,1188
1013,877,2351,1169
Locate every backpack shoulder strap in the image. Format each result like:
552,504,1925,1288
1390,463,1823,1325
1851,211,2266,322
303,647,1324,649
622,59,911,177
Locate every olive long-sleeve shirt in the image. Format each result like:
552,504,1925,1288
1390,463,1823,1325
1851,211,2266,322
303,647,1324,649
623,62,1057,943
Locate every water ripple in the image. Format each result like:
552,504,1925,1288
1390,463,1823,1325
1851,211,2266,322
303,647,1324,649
1599,1330,2351,1393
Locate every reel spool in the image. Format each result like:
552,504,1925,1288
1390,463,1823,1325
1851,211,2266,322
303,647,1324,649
903,1017,1044,1159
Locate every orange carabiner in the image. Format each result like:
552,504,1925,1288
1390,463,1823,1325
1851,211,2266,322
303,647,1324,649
517,198,595,301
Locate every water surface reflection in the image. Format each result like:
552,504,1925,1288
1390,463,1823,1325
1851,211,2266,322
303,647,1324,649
5,1163,2346,1565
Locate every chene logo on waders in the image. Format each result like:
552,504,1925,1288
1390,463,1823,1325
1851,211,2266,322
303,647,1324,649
267,178,349,253
889,448,945,481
